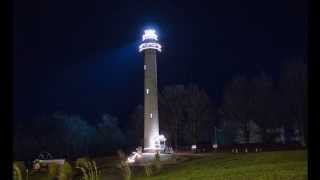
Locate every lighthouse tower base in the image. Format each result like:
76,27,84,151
143,134,167,153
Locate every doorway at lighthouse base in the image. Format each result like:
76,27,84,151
127,134,174,165
127,152,173,166
143,134,168,153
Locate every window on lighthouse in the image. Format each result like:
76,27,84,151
150,113,153,118
146,89,149,94
144,65,146,70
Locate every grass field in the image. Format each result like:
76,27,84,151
29,150,307,180
132,150,307,180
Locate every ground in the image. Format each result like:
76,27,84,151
29,150,307,180
132,150,307,180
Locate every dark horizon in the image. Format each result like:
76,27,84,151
14,0,307,124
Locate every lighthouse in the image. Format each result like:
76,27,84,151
138,29,163,152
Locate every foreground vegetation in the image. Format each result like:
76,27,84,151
22,150,306,180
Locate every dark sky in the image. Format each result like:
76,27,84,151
13,0,307,124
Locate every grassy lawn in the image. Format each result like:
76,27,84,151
28,150,307,180
132,150,307,180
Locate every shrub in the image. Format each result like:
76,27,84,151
76,158,90,169
48,163,59,179
143,152,162,177
144,164,153,177
58,162,73,180
153,152,162,174
117,150,126,161
117,150,131,180
92,161,99,179
77,167,89,180
76,157,99,180
13,161,26,180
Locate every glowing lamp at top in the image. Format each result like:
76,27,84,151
139,29,162,52
142,29,158,41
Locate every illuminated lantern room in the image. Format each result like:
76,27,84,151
139,29,162,52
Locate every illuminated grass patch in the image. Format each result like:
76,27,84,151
133,151,307,180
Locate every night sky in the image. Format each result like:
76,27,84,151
13,0,307,125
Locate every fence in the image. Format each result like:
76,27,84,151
175,143,305,153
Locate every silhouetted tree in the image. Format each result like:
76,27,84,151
96,114,126,153
184,84,213,144
13,120,39,160
60,115,96,158
279,61,307,146
234,120,262,144
159,84,213,148
159,85,186,149
222,76,254,143
25,113,66,158
128,104,144,146
221,114,240,144
250,72,277,143
14,112,128,160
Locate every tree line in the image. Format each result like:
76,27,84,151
13,112,127,161
129,60,307,148
13,60,307,160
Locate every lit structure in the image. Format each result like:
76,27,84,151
139,29,164,152
139,29,162,52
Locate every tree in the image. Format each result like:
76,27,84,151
184,84,213,145
250,72,277,143
279,61,307,146
222,115,240,144
25,113,66,158
96,114,126,153
13,120,39,160
234,120,262,144
159,85,187,149
159,84,213,148
60,115,96,158
127,104,144,146
222,76,254,143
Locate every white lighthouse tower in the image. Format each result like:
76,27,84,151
139,29,164,152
